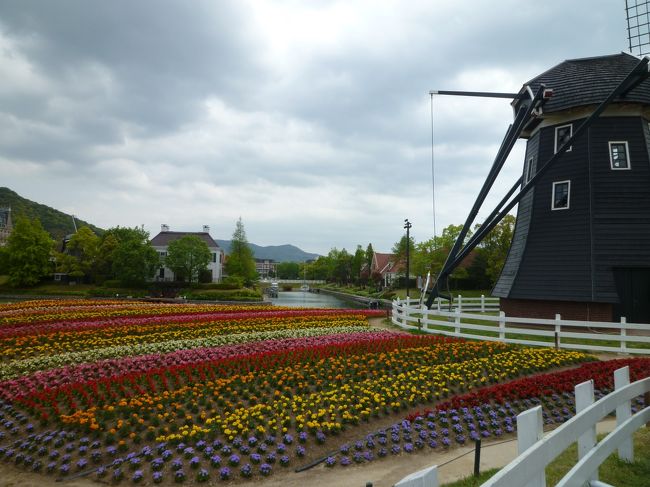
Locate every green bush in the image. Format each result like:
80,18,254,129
185,289,263,302
102,279,122,288
196,281,241,291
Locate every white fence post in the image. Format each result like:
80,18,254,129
454,309,461,335
614,366,633,462
481,294,485,312
575,379,597,483
457,294,462,313
516,406,545,487
620,317,627,354
499,311,506,341
554,313,562,350
394,465,439,487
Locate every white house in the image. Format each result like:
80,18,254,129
150,224,224,282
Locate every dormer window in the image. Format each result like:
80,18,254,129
609,141,631,170
555,124,573,153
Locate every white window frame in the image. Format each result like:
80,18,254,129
524,157,534,183
554,124,573,153
608,141,631,170
551,180,571,211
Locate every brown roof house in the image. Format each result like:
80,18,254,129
370,252,404,288
150,224,224,282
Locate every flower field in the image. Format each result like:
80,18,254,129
0,299,634,484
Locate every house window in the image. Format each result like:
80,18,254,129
609,141,631,170
159,268,165,278
212,252,217,263
552,180,570,210
555,124,573,153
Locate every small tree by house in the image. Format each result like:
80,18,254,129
5,216,54,287
224,218,257,285
165,235,212,283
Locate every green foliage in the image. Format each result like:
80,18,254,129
276,261,300,279
108,226,158,287
5,216,54,287
55,226,100,282
224,218,257,285
365,243,374,269
0,187,103,242
0,247,8,274
165,235,212,283
185,288,262,301
351,245,365,283
476,214,515,283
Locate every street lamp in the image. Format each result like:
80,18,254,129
404,219,412,299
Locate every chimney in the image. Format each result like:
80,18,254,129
161,224,170,232
203,225,210,233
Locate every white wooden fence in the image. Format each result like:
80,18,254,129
395,366,650,487
392,298,650,355
428,295,500,313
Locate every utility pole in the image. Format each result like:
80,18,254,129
404,219,412,299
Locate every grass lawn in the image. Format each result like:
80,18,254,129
441,428,650,486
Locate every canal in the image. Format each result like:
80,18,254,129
270,290,364,309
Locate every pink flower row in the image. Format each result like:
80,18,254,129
0,308,385,338
0,329,404,400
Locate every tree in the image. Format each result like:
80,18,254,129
95,233,120,283
276,261,300,279
477,214,516,285
165,235,212,283
56,226,100,281
365,243,374,271
108,226,159,286
351,245,365,284
224,218,257,285
5,217,54,286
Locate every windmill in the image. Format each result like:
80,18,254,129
425,10,650,323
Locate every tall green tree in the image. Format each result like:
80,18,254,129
5,217,54,286
56,226,100,281
224,218,257,285
165,235,212,283
276,261,300,279
95,233,120,283
108,226,158,286
476,214,515,284
351,245,365,284
365,243,374,270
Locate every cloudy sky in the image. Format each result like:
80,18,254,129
0,1,632,255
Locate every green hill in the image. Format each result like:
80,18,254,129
0,187,103,243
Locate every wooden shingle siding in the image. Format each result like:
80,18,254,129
492,132,539,297
495,116,650,304
590,117,650,302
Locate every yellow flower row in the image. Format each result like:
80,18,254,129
2,315,369,360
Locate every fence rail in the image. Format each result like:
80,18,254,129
394,366,650,487
392,299,650,355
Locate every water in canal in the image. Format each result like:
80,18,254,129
270,291,362,309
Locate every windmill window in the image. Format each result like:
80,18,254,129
554,124,573,153
609,141,631,170
524,157,534,183
551,180,570,210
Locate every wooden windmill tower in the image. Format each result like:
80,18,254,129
492,53,650,323
426,12,650,322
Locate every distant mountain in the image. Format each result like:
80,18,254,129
215,240,320,262
0,187,103,242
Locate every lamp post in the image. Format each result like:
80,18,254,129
404,219,412,299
